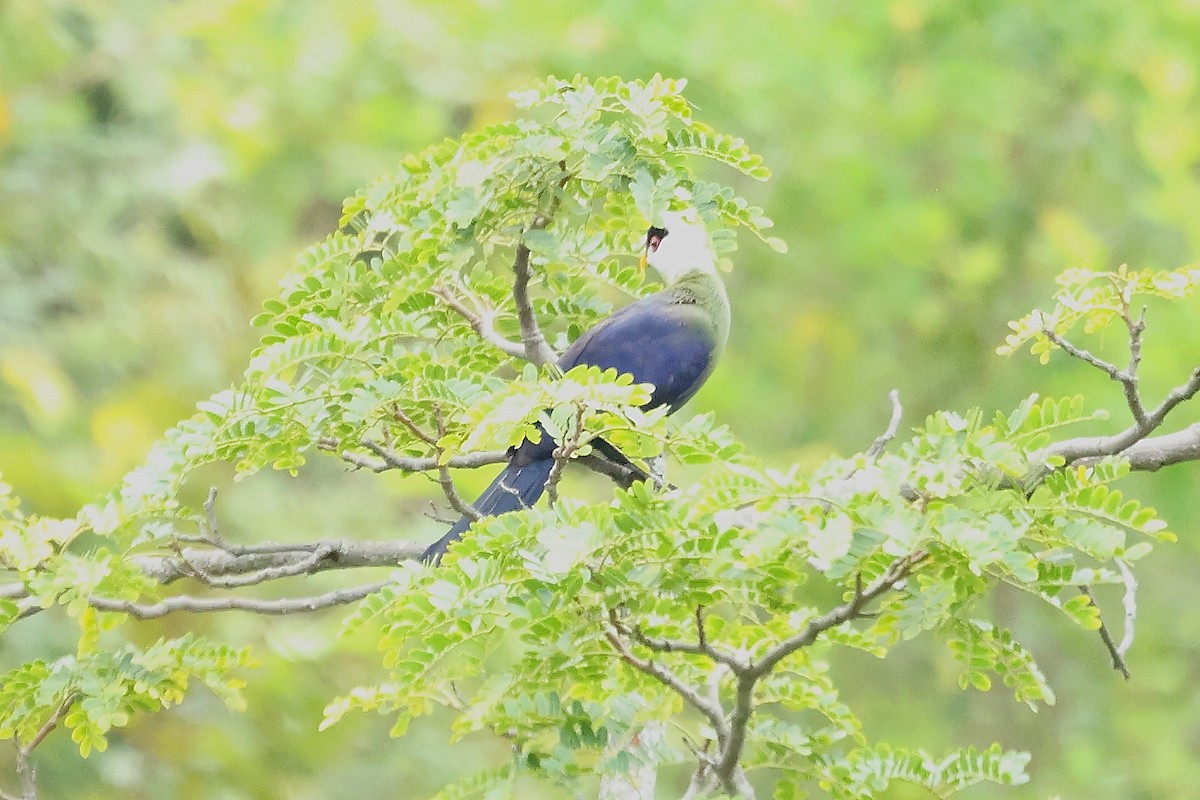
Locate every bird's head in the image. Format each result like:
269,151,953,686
640,208,716,282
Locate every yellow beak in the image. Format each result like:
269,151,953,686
639,249,649,271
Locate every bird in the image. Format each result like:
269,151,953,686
420,209,730,563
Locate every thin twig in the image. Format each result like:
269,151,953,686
576,452,652,488
392,405,439,446
1077,585,1130,680
680,762,715,800
324,433,650,490
170,535,317,556
324,436,509,473
431,284,527,359
433,408,483,523
1115,558,1138,660
10,692,77,800
711,553,926,788
866,389,903,459
203,486,223,543
1144,366,1200,428
612,615,747,673
436,467,483,522
1042,328,1129,384
170,489,343,570
604,610,728,738
545,403,586,506
1119,291,1149,427
695,606,710,653
21,697,74,756
749,553,923,678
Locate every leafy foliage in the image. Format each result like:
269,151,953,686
320,378,1166,796
8,0,1200,796
0,635,254,758
0,67,1192,800
818,743,1031,799
999,265,1200,362
67,75,778,553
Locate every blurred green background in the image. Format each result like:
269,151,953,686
3,0,1200,797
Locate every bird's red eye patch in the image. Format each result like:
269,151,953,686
645,225,669,252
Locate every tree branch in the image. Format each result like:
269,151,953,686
3,539,426,621
322,410,656,494
323,427,651,488
604,611,729,741
174,543,344,589
545,403,586,505
749,553,923,678
1077,585,1131,680
866,389,903,459
604,555,925,799
611,610,748,674
134,539,424,584
1039,290,1158,430
319,436,509,473
1106,422,1200,472
0,432,663,624
431,284,527,359
202,485,224,541
710,553,926,790
391,404,440,446
1035,366,1200,467
87,581,387,619
432,407,483,523
576,452,653,488
1120,296,1149,427
1042,328,1130,386
512,216,558,367
7,692,77,800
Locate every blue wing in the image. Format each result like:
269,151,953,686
557,296,719,412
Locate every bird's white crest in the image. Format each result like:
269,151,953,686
646,208,717,281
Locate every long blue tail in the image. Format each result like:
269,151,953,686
420,457,556,563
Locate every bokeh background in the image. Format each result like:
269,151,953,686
3,1,1200,797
